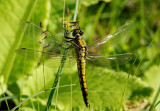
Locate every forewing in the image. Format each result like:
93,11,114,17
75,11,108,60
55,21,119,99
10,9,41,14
86,53,136,67
16,48,76,68
88,21,134,52
19,21,64,48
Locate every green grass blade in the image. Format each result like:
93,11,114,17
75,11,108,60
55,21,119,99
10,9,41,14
149,86,160,111
89,3,106,44
45,0,79,110
117,59,137,111
0,95,28,102
11,84,74,111
150,100,160,111
45,49,69,111
73,0,79,22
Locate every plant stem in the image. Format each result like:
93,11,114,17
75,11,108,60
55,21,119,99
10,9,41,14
45,49,68,111
45,0,79,110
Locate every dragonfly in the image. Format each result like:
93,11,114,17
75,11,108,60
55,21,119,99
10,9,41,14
16,21,136,108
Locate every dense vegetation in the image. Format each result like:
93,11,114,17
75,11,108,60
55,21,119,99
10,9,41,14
0,0,159,110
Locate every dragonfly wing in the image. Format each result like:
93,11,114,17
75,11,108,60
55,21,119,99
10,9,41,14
88,21,134,52
16,48,76,68
19,21,64,47
16,48,44,61
44,47,77,68
86,53,136,67
45,56,76,68
19,22,44,42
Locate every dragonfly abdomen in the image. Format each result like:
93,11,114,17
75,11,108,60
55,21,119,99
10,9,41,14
75,36,90,107
77,58,90,107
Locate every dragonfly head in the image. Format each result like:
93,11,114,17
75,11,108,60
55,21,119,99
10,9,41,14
72,28,84,37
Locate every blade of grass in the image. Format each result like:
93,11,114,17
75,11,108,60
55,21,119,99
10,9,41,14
150,100,160,111
45,0,79,110
149,86,160,111
89,3,106,44
0,82,9,110
11,84,75,111
0,95,28,102
55,0,66,110
5,89,22,106
117,58,137,111
54,50,68,111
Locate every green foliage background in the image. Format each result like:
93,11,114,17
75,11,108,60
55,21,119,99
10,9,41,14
0,0,159,110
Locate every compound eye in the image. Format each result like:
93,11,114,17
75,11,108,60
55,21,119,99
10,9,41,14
80,30,84,35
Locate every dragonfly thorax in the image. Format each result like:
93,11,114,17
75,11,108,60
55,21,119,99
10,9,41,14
72,28,84,38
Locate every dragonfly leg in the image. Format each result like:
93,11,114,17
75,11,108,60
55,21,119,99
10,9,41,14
65,36,74,40
40,22,49,39
57,40,72,49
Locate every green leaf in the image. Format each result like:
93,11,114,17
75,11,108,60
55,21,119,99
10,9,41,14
8,0,50,83
55,66,153,110
0,0,50,106
20,64,152,110
13,60,76,110
143,65,160,111
143,65,160,92
0,0,37,95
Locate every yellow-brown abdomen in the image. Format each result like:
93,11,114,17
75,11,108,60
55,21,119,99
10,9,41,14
75,36,90,107
77,58,89,107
